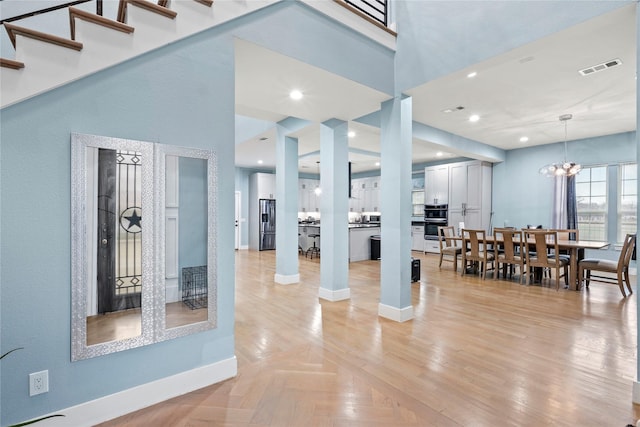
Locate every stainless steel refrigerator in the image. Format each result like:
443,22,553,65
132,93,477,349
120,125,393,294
259,199,276,250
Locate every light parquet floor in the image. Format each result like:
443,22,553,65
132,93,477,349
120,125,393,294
99,250,639,426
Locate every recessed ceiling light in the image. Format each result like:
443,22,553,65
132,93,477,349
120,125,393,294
436,152,443,157
348,131,356,138
467,71,477,78
469,114,480,122
259,137,268,141
257,160,263,164
442,108,454,114
520,136,529,143
289,90,303,100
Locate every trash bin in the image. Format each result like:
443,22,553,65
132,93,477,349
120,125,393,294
411,258,420,282
370,235,381,260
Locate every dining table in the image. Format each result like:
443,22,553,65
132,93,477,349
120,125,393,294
450,234,610,290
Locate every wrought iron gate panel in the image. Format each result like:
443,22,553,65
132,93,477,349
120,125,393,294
115,150,143,300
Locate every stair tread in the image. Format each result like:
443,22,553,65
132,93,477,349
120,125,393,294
4,22,83,51
69,7,135,40
0,58,25,70
117,0,178,23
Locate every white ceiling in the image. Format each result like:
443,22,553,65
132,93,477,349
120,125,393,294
235,4,636,174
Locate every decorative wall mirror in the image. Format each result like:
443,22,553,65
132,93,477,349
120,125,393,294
71,134,217,361
71,134,155,360
154,144,217,341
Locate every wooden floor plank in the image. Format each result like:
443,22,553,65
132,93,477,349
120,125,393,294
98,250,639,426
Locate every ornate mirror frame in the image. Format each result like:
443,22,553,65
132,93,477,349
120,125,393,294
71,134,218,361
71,133,155,361
154,144,217,342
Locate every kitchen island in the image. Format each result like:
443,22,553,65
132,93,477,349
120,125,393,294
298,224,381,262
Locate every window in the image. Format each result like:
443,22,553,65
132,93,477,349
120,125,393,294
618,163,637,242
576,166,607,241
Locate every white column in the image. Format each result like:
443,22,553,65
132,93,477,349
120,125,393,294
378,95,414,322
274,129,300,284
319,119,350,301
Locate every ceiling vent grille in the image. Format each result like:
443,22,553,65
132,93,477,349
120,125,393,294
579,58,622,76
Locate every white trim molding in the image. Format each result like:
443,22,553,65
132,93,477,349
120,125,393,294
318,287,351,302
274,273,300,285
29,357,237,427
633,381,640,404
378,303,414,322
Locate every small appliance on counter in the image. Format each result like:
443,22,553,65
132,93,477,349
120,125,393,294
369,214,381,225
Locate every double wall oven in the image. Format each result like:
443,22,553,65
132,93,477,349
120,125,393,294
424,204,448,240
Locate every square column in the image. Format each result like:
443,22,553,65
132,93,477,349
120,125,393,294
319,119,350,301
274,130,300,284
378,95,414,322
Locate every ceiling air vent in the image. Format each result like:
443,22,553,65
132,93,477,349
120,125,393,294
579,58,622,76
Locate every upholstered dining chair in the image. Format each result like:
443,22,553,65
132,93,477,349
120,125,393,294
578,233,636,297
523,230,569,290
493,228,525,283
438,226,462,272
461,229,494,279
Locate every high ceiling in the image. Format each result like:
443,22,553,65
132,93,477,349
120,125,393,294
234,4,636,174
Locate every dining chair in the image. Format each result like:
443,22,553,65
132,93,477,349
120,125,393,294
461,229,494,279
438,226,462,272
578,233,636,297
493,228,525,283
523,230,569,290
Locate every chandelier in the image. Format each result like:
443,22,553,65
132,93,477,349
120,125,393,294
539,114,582,177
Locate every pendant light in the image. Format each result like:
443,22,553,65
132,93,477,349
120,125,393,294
539,114,582,177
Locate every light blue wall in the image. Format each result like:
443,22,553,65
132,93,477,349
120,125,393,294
394,1,631,92
1,27,236,426
2,0,637,424
492,131,636,260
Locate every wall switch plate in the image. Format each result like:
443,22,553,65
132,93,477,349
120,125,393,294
29,370,49,396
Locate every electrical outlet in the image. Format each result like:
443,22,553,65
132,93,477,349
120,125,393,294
29,370,49,396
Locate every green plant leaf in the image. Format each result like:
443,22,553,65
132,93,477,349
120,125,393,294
9,414,65,427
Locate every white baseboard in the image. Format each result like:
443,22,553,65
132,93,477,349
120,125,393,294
29,356,237,427
274,273,300,285
633,381,640,404
239,245,249,250
378,303,414,322
318,287,351,301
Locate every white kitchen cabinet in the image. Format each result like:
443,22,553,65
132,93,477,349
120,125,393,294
298,179,320,213
349,226,380,261
448,160,492,235
424,239,440,254
251,172,275,200
369,178,380,212
411,225,425,251
425,165,449,205
299,179,309,213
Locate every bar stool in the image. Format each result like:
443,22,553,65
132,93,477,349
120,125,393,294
298,233,303,255
306,234,320,259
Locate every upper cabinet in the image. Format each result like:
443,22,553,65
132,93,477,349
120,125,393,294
425,161,492,234
298,178,320,213
424,165,449,205
251,172,275,200
349,177,380,213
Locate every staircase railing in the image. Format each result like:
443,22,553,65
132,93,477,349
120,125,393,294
344,0,387,27
0,0,104,24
